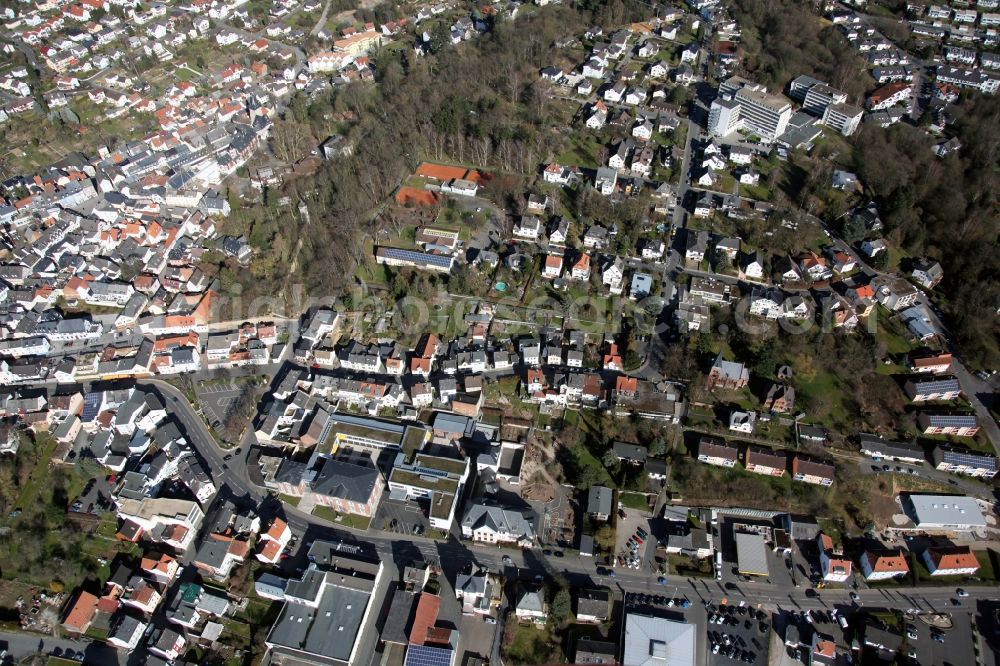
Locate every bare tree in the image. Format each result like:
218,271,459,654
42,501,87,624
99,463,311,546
270,120,312,163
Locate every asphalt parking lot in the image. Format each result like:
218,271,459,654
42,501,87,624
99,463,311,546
375,498,430,536
614,507,655,573
706,601,771,666
197,382,243,430
911,610,976,666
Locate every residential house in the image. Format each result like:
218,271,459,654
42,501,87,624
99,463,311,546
515,585,547,624
744,446,786,476
791,455,835,486
729,410,756,434
460,504,535,546
588,485,613,521
932,447,997,479
904,376,961,402
817,533,852,583
707,353,749,390
858,434,925,465
576,588,610,624
543,254,563,279
909,353,952,375
602,258,625,295
612,441,648,465
697,437,738,468
860,549,910,581
921,545,980,576
912,259,943,289
763,384,795,413
685,230,709,263
918,413,979,437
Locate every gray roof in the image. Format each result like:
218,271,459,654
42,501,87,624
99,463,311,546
623,614,696,666
432,412,475,437
381,589,417,645
613,441,648,462
588,486,613,516
576,588,610,619
462,504,535,542
908,376,960,394
935,447,997,471
311,457,380,503
193,536,232,570
904,494,987,528
267,576,372,663
735,532,770,576
517,587,545,614
858,434,924,461
455,573,486,597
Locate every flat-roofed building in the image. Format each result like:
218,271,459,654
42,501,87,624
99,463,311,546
265,545,385,666
388,451,470,531
902,494,987,530
735,532,770,577
323,414,429,455
623,613,695,666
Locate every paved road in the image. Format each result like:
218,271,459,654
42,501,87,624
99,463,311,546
0,631,120,666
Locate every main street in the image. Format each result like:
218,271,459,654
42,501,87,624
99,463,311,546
144,375,1000,618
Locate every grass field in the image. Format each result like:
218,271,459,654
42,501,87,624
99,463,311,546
312,505,372,531
503,622,561,665
618,491,651,511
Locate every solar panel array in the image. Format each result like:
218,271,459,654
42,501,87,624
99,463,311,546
912,377,961,393
926,413,977,426
405,644,454,666
381,248,453,269
941,449,997,471
81,392,102,421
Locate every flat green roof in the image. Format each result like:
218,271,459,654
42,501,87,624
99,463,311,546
389,469,459,495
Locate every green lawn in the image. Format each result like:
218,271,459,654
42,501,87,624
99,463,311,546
872,305,919,355
84,626,109,641
503,622,561,665
556,132,604,168
911,549,998,583
668,553,714,577
618,491,650,511
794,369,855,431
311,506,372,531
278,494,301,508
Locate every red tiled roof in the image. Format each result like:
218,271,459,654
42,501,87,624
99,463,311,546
62,591,98,631
409,593,441,646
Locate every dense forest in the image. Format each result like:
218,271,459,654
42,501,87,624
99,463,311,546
731,0,1000,369
220,0,999,368
220,2,648,304
730,0,870,101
